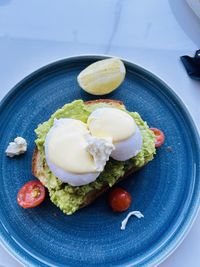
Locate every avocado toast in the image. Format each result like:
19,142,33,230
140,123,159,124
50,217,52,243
32,99,156,215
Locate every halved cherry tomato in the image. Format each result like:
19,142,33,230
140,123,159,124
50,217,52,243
150,128,165,148
108,188,132,212
17,180,45,209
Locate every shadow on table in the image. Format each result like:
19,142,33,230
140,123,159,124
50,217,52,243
168,0,200,47
0,0,12,6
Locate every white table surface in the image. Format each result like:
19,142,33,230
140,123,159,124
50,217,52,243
0,0,200,266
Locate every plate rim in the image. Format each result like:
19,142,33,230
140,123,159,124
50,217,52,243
0,54,199,267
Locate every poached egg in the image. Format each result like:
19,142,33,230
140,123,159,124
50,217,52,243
44,118,113,186
87,108,142,161
44,107,142,187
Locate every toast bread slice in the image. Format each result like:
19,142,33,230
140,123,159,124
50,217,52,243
32,99,147,209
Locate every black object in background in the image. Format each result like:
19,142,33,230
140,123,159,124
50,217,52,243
181,50,200,80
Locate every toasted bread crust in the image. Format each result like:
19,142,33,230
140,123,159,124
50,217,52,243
32,147,142,209
85,99,123,106
32,99,142,211
32,147,48,186
32,148,37,177
79,166,141,208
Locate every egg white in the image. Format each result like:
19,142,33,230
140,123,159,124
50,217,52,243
44,118,100,186
111,124,142,161
88,108,143,161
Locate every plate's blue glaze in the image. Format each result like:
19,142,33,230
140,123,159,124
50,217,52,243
0,56,199,267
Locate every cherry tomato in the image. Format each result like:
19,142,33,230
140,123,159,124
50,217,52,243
17,180,46,209
108,188,132,212
150,128,165,148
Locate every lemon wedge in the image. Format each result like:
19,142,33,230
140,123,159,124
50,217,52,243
77,58,126,95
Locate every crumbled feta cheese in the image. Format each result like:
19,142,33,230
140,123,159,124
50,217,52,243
85,134,115,172
121,211,144,230
5,137,27,157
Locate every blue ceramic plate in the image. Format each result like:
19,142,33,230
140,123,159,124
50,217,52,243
0,56,199,267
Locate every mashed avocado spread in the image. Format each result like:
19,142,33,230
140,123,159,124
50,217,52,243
35,100,155,214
